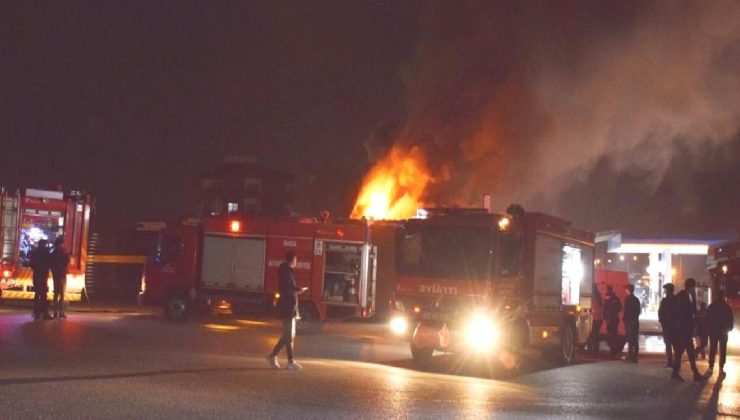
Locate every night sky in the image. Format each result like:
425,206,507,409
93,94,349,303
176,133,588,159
1,1,738,236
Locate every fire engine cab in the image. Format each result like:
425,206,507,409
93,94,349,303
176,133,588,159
382,205,595,367
139,216,377,330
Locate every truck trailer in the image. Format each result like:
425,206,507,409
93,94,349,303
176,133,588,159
0,187,92,301
138,215,377,330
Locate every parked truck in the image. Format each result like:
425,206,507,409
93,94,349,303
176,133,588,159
381,205,595,367
138,215,377,330
707,240,740,323
0,187,92,301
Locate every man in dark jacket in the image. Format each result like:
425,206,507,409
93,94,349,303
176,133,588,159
707,290,734,378
603,285,622,357
30,239,52,320
658,283,677,368
50,237,70,319
268,251,307,370
672,278,705,382
623,284,641,363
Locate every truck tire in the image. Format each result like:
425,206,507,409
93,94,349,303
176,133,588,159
165,292,189,323
411,344,434,369
559,323,577,364
296,301,322,334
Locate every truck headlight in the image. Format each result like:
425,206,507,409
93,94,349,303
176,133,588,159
465,312,499,351
389,315,409,335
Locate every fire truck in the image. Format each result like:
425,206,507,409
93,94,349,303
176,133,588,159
707,240,740,322
138,215,377,330
0,187,92,301
381,205,595,367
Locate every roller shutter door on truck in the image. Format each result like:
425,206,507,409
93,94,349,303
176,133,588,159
201,234,265,291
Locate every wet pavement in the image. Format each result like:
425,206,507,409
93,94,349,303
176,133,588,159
0,306,738,419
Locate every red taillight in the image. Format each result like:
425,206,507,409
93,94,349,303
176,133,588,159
230,220,241,232
336,228,344,239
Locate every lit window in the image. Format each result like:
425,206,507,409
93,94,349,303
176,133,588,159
228,202,239,213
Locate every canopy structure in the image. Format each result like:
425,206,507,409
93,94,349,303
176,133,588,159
596,232,733,313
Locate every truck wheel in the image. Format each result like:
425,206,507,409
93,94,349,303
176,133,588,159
411,344,434,369
165,293,189,323
296,302,322,334
559,324,577,364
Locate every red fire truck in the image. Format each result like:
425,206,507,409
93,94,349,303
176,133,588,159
138,216,378,330
0,187,92,301
381,206,595,367
707,240,740,322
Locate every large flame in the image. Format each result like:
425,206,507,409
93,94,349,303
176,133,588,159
351,145,433,220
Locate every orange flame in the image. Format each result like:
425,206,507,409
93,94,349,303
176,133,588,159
351,145,433,220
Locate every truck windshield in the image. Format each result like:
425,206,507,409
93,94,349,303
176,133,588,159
399,225,493,279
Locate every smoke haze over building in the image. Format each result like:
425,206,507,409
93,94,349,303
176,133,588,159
366,0,740,234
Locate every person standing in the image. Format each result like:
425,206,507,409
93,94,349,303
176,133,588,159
268,251,307,370
603,285,622,357
50,237,70,319
695,302,709,359
623,284,641,363
30,239,52,320
589,286,604,355
707,290,734,378
672,278,705,382
658,283,677,368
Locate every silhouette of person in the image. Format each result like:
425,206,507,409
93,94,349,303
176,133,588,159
603,285,622,357
707,290,734,378
30,239,52,320
672,278,705,382
50,237,70,319
695,302,709,359
623,284,641,363
658,283,677,368
589,286,604,354
267,251,308,370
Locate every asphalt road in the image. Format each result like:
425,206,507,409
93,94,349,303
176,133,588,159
0,306,738,419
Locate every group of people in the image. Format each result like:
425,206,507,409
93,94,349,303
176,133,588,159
590,283,642,362
590,277,733,382
659,278,734,381
29,237,69,320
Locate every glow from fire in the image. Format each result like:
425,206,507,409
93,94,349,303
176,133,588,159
351,145,433,220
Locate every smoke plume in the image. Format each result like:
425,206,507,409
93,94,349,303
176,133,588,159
372,0,740,232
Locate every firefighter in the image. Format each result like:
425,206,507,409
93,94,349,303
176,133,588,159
603,285,622,357
30,239,52,320
706,290,734,378
50,237,70,319
672,278,705,382
623,284,641,363
658,283,677,368
268,251,307,370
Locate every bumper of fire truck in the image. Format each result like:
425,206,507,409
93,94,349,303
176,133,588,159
411,313,506,355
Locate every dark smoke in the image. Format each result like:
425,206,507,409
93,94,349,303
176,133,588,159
373,0,740,233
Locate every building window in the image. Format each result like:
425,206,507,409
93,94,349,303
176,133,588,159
209,199,222,216
202,178,222,189
243,198,261,213
227,202,239,214
244,178,262,192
